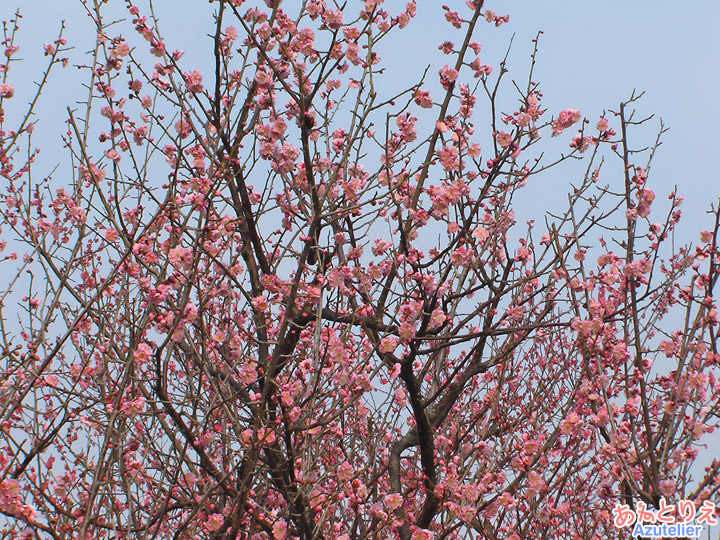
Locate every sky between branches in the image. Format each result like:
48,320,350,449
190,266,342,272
3,1,718,242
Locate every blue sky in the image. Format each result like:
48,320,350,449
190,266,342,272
3,1,718,241
396,2,720,239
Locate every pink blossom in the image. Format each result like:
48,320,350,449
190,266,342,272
516,246,532,263
560,411,582,435
324,9,343,29
468,143,481,157
225,26,238,40
399,322,416,341
439,41,454,55
658,479,677,497
444,8,463,28
272,519,287,539
121,395,145,417
397,12,411,28
411,529,434,540
439,65,458,90
570,134,593,153
252,294,269,312
105,149,121,163
0,84,15,99
496,131,513,148
429,307,445,329
470,57,493,78
338,461,354,481
103,227,119,242
552,108,582,136
396,113,417,142
379,336,399,354
134,343,153,364
414,89,433,108
473,226,489,242
205,513,224,532
384,493,403,510
388,363,401,380
437,144,460,171
184,69,204,93
114,42,130,58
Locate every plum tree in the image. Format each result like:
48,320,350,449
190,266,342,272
0,1,718,539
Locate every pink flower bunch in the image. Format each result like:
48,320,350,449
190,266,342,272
552,108,582,136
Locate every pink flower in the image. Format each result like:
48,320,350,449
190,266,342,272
252,295,269,312
1,479,21,498
414,89,433,108
570,134,593,153
658,479,677,497
272,519,287,540
121,395,145,417
444,8,463,29
496,131,513,148
437,144,460,172
412,529,434,540
468,143,481,157
388,363,401,380
560,411,582,435
184,69,204,93
0,84,15,99
134,342,153,364
379,336,399,354
399,322,416,341
470,57,493,78
43,43,56,55
429,307,445,330
105,149,121,163
323,9,343,29
338,461,354,481
205,513,224,532
439,41,454,55
552,108,582,136
385,493,403,510
115,43,130,57
473,226,489,242
516,246,532,263
103,227,119,242
439,65,458,90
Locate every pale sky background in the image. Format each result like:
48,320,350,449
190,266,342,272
3,1,719,238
